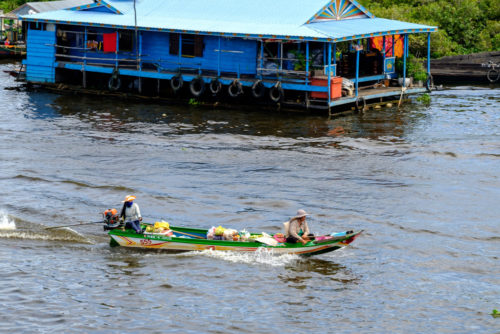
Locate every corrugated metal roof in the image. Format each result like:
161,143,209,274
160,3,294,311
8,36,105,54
308,18,436,40
21,0,437,41
27,0,94,13
8,0,93,16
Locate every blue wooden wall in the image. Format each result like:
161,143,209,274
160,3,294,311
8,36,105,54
25,28,56,83
140,32,258,75
24,26,258,84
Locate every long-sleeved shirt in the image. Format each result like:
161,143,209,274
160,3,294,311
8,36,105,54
123,203,141,223
286,218,310,239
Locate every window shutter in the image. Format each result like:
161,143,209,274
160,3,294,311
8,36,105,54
169,33,179,55
194,35,204,57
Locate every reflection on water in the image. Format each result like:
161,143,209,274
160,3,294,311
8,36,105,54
281,258,359,287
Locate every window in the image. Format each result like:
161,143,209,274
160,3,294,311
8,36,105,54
119,31,134,52
169,33,204,57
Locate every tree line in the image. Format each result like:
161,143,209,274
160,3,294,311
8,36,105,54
359,0,499,57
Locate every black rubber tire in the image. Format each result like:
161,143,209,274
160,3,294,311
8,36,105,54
209,78,222,95
426,73,434,91
108,77,121,91
269,83,283,103
189,77,206,97
355,96,366,111
170,75,183,92
487,69,499,83
228,80,242,98
251,80,266,99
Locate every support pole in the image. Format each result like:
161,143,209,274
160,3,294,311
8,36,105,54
355,43,360,97
115,30,119,68
427,32,431,74
83,27,87,88
218,35,221,77
327,42,332,106
259,40,264,80
392,35,395,57
178,34,182,71
333,43,336,67
323,43,326,68
403,34,407,87
138,31,142,94
305,41,309,85
382,35,386,75
279,41,283,79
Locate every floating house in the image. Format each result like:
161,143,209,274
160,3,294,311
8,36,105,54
21,0,437,112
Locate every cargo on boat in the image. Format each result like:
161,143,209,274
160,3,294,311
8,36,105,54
20,0,437,113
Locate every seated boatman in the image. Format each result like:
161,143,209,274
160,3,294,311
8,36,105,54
120,195,143,233
286,209,314,245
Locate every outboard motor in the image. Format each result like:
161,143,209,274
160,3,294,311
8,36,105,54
103,208,122,230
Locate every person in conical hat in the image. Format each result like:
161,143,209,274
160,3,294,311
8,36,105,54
285,209,314,245
120,195,142,233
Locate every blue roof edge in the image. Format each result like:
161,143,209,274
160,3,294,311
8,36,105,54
22,17,437,43
67,0,122,14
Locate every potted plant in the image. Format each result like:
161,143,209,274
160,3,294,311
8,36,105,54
396,55,427,86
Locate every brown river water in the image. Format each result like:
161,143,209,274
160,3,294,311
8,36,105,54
0,60,499,333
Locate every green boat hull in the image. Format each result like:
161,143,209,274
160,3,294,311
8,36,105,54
108,225,362,256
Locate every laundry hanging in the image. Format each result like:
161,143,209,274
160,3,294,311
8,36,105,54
369,35,404,58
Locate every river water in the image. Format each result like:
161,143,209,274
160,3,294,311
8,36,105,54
0,60,498,333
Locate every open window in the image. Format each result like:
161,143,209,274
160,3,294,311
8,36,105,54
169,33,204,57
119,31,134,52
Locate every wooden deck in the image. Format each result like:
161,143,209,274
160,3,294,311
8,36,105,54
307,86,427,109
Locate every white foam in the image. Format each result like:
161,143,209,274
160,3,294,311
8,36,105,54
187,248,300,267
0,211,16,230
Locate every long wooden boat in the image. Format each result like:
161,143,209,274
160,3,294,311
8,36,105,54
107,225,362,256
0,44,26,58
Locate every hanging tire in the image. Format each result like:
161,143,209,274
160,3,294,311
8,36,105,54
189,76,205,97
209,78,222,95
228,80,242,98
251,80,265,99
487,69,499,83
355,96,366,111
426,73,434,91
170,74,183,92
269,82,283,103
108,68,121,91
108,76,121,91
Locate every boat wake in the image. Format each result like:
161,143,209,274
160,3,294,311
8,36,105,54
0,210,94,244
185,248,300,267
